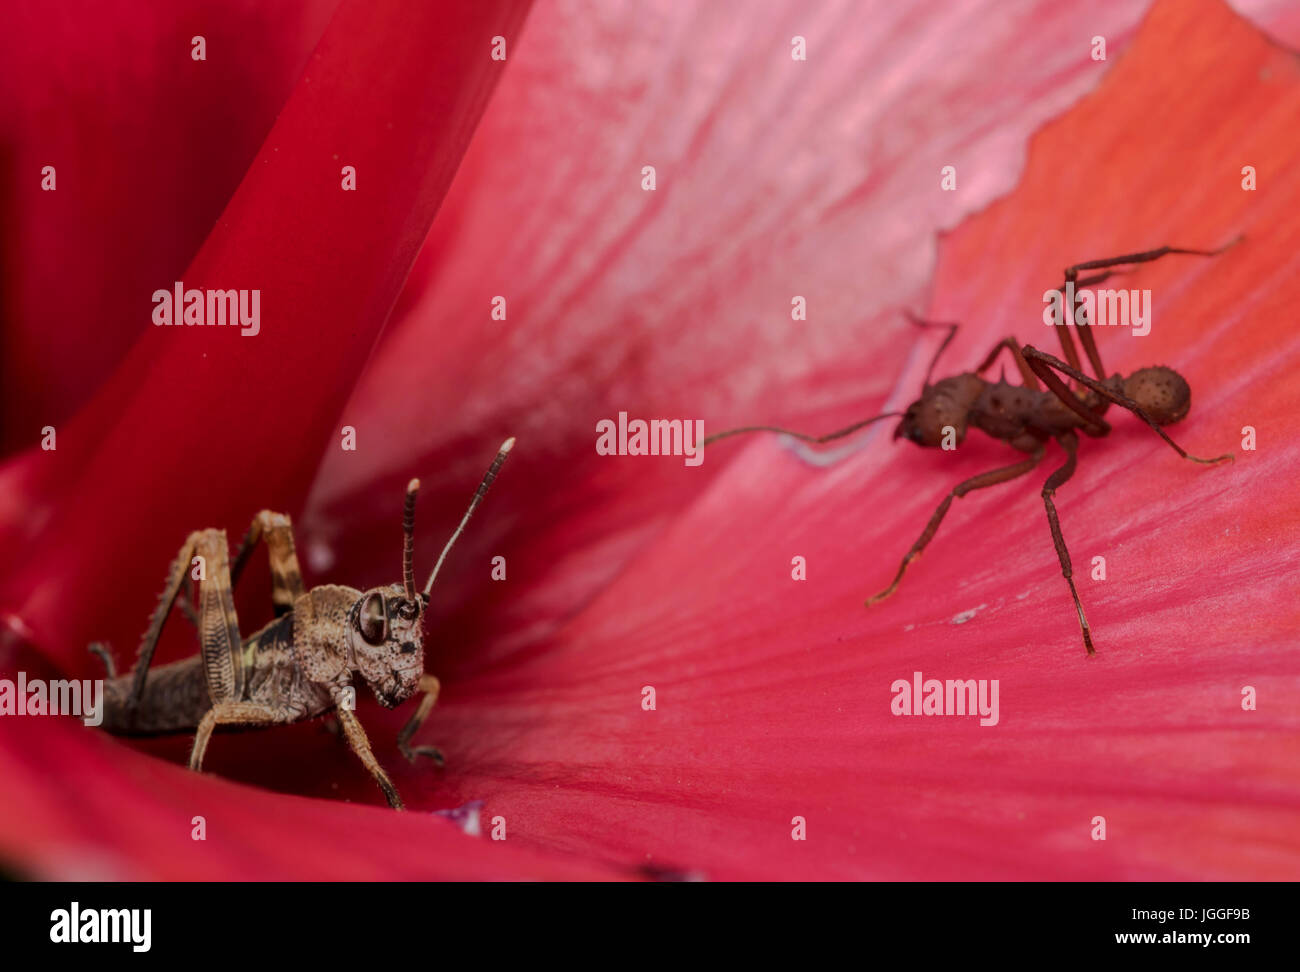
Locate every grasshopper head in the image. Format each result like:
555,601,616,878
349,584,426,708
347,442,513,709
349,476,429,708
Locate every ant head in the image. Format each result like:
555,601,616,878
894,375,982,448
1121,366,1190,426
349,583,426,708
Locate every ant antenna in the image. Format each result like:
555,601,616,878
424,438,515,596
402,478,419,600
703,412,902,448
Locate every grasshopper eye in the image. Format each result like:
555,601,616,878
358,592,387,645
396,600,418,622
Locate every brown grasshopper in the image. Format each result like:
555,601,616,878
91,438,514,810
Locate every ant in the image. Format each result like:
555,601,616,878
705,241,1240,654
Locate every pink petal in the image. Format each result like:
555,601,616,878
2,0,532,671
0,1,340,455
366,0,1300,879
304,0,1171,661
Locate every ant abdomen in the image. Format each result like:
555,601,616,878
1121,366,1191,426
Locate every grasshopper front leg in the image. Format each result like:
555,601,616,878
320,674,444,768
335,698,405,810
397,674,445,766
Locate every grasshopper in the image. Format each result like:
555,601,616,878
91,438,515,810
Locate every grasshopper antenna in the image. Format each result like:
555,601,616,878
424,437,515,596
703,412,903,448
403,478,419,600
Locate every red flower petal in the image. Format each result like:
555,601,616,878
0,1,340,456
356,0,1300,879
5,0,1297,881
0,713,618,880
0,1,634,882
2,0,532,669
1231,0,1300,46
306,0,1176,658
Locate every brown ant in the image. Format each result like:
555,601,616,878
705,242,1240,655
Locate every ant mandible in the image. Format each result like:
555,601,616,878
705,240,1240,655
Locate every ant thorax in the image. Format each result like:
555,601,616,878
969,377,1050,448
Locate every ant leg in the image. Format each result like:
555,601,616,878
1022,346,1233,464
1063,239,1240,280
1064,270,1120,382
1058,238,1240,379
866,449,1044,606
1039,432,1094,655
1022,346,1111,438
975,336,1040,390
1052,269,1117,381
1050,294,1085,375
231,511,306,617
336,704,405,810
397,674,445,766
902,309,961,388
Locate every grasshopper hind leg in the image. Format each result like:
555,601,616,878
231,511,307,616
118,532,207,719
189,702,293,771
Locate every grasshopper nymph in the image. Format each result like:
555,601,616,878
91,439,515,809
